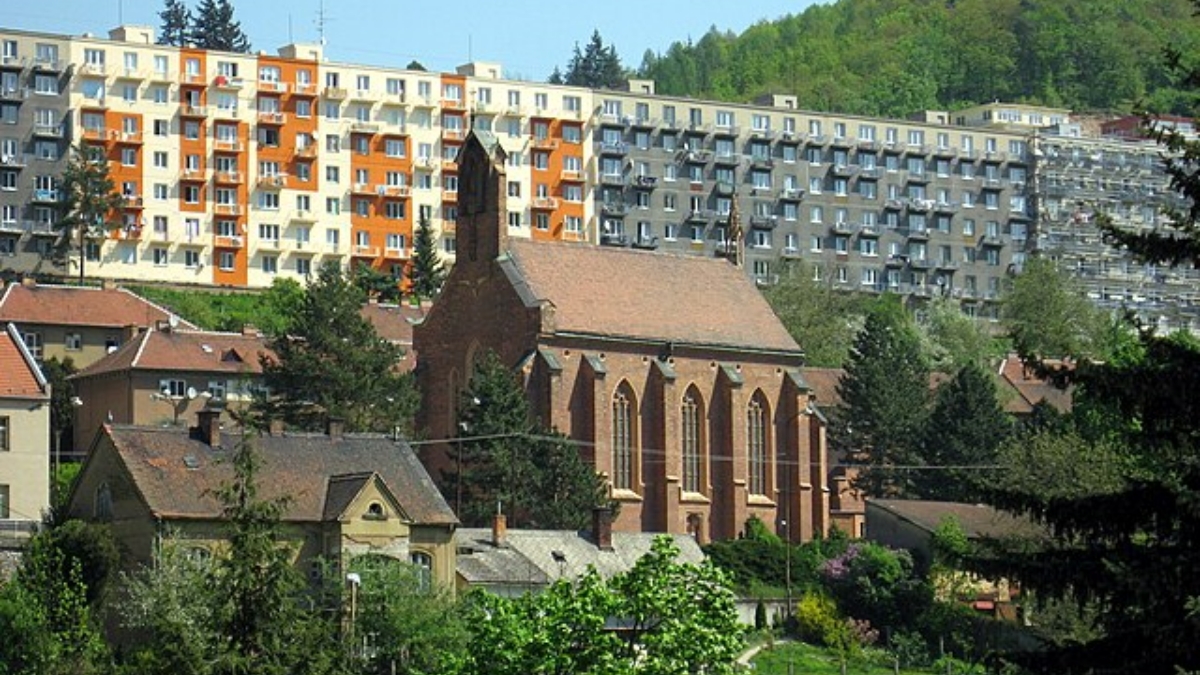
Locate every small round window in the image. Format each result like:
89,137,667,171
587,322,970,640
365,502,386,519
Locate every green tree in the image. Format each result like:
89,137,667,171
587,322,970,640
1000,257,1113,361
913,363,1011,503
352,263,401,304
836,297,930,497
258,262,418,433
56,143,125,282
461,536,742,674
763,260,869,367
348,556,467,675
448,351,604,528
406,216,444,300
157,0,192,47
556,30,627,89
917,296,1005,371
189,0,251,53
42,356,78,491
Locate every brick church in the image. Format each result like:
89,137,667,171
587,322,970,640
414,131,831,543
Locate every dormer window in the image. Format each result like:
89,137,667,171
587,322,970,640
95,482,113,521
364,501,386,520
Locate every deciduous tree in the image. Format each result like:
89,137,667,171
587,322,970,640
763,260,869,368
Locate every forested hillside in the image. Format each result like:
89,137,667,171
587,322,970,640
632,0,1200,118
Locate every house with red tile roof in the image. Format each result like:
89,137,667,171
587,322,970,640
69,324,272,452
66,411,457,588
359,301,424,373
0,279,194,369
0,323,50,539
416,132,830,544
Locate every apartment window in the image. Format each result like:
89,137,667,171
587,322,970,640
216,251,234,271
65,333,82,351
0,485,8,518
182,249,199,269
121,148,137,166
261,255,277,274
152,247,168,266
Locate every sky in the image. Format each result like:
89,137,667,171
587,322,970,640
8,1,825,80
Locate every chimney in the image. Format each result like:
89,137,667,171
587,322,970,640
592,506,613,551
20,277,36,288
491,512,508,548
241,323,259,337
196,409,222,447
326,416,344,440
101,279,118,291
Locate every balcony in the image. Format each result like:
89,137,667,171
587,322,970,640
441,159,458,172
258,80,288,94
0,55,25,70
531,197,559,210
384,246,410,260
599,141,628,156
680,149,712,164
908,258,932,271
257,111,287,126
25,220,57,236
778,188,805,202
292,82,318,97
598,113,628,128
934,201,958,214
907,198,934,213
600,173,625,187
936,259,959,271
323,86,348,100
180,169,206,182
933,145,957,158
76,62,107,78
715,181,735,196
180,104,209,119
113,224,142,240
632,175,658,189
600,233,629,247
831,163,856,177
858,224,881,237
211,106,240,121
351,182,377,196
214,234,244,248
214,203,242,216
353,245,380,257
560,169,585,183
979,235,1004,247
531,136,559,151
686,210,713,224
411,95,436,109
31,189,59,204
122,195,145,209
632,234,659,250
115,131,143,145
601,201,628,217
440,98,467,111
884,199,906,211
749,156,775,170
442,190,457,203
0,87,26,102
713,125,740,138
381,91,407,107
749,127,775,141
442,128,466,142
32,124,63,139
906,227,930,241
750,215,778,229
349,121,379,135
378,185,411,198
214,139,243,153
257,174,286,189
713,153,739,167
81,127,108,143
212,76,244,90
296,144,318,158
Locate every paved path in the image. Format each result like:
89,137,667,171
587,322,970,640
738,637,793,667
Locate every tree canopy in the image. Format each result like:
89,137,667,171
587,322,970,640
634,0,1200,117
406,216,445,301
257,262,418,434
762,260,870,368
188,0,251,53
549,30,628,89
56,143,125,282
157,0,192,47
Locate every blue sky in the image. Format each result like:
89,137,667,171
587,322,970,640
8,1,825,80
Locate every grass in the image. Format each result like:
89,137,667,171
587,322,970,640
751,641,935,675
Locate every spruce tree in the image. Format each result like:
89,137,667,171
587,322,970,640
557,30,627,89
257,261,418,433
835,296,930,497
189,0,251,53
56,143,126,282
914,363,1010,502
407,216,445,300
447,351,605,528
157,0,192,47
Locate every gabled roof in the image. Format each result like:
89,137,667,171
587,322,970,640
0,323,47,400
500,240,801,355
800,367,845,408
359,302,422,372
867,499,1041,541
71,328,273,379
0,282,193,330
91,425,456,525
321,472,405,522
455,528,704,586
997,354,1073,414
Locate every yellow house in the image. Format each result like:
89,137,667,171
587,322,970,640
66,411,458,588
0,323,50,538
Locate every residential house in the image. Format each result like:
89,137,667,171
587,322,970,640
455,509,704,597
415,131,830,544
0,322,50,543
69,323,271,452
66,411,458,586
0,279,192,369
359,301,424,373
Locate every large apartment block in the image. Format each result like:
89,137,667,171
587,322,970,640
0,25,1194,329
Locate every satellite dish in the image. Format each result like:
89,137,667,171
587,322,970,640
186,386,198,400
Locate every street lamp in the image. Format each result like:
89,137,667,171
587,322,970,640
346,572,361,657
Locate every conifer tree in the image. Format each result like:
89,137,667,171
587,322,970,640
56,143,126,282
407,216,445,300
189,0,251,53
258,262,417,433
835,296,930,497
157,0,192,47
555,30,627,89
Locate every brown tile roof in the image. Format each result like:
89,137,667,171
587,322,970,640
71,328,273,379
502,240,801,354
800,367,845,408
0,324,47,400
867,499,1041,540
0,282,194,330
95,425,456,525
359,302,422,372
997,354,1073,413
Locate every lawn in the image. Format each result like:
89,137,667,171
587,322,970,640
751,641,935,674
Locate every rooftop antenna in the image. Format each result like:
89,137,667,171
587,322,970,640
315,0,332,47
117,0,123,25
288,14,293,44
468,34,473,63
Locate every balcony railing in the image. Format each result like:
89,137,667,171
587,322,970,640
214,234,244,248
